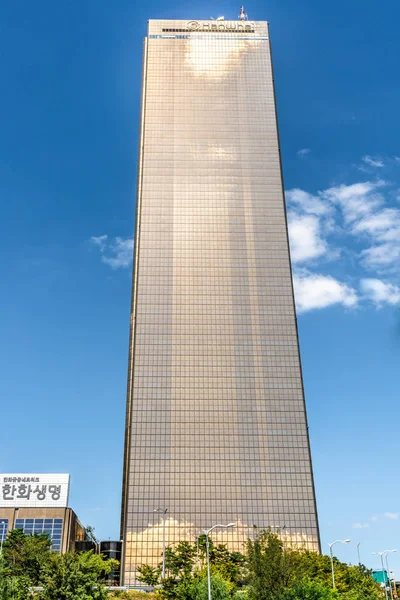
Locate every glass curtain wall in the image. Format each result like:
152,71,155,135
121,19,320,586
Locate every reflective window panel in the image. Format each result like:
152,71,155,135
14,518,63,552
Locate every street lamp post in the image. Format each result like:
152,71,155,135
384,550,397,600
356,542,361,565
203,523,235,600
153,508,168,580
328,539,351,588
372,551,397,600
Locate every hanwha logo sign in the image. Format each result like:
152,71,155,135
186,20,255,31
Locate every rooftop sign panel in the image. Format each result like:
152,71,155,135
0,474,70,508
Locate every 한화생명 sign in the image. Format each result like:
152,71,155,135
0,474,70,508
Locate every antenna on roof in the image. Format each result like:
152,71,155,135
238,6,248,20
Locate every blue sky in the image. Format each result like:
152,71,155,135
1,0,399,573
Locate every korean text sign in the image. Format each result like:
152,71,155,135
0,474,70,508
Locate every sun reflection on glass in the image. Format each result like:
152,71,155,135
185,38,254,78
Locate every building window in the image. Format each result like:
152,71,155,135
0,520,8,545
14,518,63,552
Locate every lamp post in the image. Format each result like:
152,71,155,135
356,542,361,565
203,523,235,600
372,551,397,600
328,539,351,588
384,550,397,600
153,508,168,580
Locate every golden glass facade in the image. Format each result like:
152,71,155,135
121,19,319,586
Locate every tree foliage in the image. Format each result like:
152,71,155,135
0,528,117,600
39,550,117,600
191,573,233,600
136,564,160,587
246,530,382,600
2,528,52,585
0,553,31,600
279,580,339,600
0,526,384,600
137,536,246,599
84,526,98,544
138,529,383,600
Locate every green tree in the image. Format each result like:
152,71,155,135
212,545,246,587
287,551,381,599
137,539,240,599
246,530,382,600
2,528,52,585
333,563,382,600
191,573,233,600
39,550,117,600
232,590,249,600
136,564,160,587
246,529,290,600
84,526,98,544
164,541,196,578
138,541,197,597
279,580,338,600
0,553,31,600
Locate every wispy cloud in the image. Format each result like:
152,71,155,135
362,155,384,168
90,235,108,251
361,279,400,306
350,207,400,270
321,180,386,223
352,208,400,238
384,512,399,520
90,235,134,269
360,244,400,269
92,157,400,315
297,148,311,157
286,188,332,216
285,167,400,312
288,215,328,263
293,270,358,313
352,523,369,529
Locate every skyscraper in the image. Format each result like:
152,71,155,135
121,18,319,586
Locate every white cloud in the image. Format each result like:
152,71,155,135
360,244,400,269
361,279,400,306
321,181,386,223
90,234,108,251
90,235,134,269
90,163,400,315
286,181,395,274
297,148,311,157
352,208,400,238
362,155,384,168
288,215,328,263
286,189,332,216
352,523,369,529
384,512,399,520
350,207,400,270
102,237,134,269
293,271,358,313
